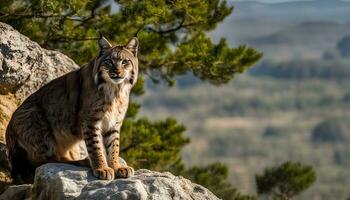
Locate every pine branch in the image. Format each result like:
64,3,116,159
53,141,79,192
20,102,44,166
47,36,100,43
73,1,101,29
143,17,197,35
0,11,85,21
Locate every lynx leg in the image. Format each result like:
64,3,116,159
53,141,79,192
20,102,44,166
84,124,114,180
104,129,134,178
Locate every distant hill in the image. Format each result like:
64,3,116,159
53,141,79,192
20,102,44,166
210,1,350,61
228,0,350,22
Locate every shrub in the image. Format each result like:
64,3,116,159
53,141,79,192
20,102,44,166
311,119,348,144
263,126,282,138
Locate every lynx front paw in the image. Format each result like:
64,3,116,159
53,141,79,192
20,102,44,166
93,167,115,180
115,166,134,178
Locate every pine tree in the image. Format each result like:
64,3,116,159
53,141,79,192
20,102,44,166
179,162,256,200
255,161,316,200
0,1,262,198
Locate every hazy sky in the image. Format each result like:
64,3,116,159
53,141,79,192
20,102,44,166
235,0,349,3
234,0,307,2
235,0,304,2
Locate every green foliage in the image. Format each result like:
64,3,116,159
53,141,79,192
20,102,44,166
336,35,350,57
255,161,316,200
0,0,262,197
263,126,283,138
0,0,261,84
179,162,256,200
334,147,350,165
120,117,189,171
173,35,262,85
311,119,348,144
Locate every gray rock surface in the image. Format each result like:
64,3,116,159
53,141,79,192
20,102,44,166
32,163,220,200
0,22,79,101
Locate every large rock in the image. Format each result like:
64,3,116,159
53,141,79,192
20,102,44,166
0,22,79,101
29,163,219,200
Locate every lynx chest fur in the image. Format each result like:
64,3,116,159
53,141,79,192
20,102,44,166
101,85,131,133
6,37,139,183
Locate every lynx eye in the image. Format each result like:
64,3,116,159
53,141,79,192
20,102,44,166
122,59,128,65
105,59,113,67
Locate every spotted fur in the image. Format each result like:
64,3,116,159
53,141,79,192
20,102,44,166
6,37,138,183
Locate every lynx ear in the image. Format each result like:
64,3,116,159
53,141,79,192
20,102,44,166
125,37,138,56
98,36,112,52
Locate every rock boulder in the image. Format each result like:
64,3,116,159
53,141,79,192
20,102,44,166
0,22,79,101
1,163,220,200
30,163,219,200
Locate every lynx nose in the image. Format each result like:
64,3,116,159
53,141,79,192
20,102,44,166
115,67,124,77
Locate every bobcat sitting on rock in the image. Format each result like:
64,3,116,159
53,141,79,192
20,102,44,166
6,36,138,183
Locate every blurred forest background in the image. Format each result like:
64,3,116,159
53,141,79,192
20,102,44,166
142,1,350,199
1,0,349,199
141,0,350,199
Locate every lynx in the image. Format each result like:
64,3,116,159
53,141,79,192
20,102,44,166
6,37,138,183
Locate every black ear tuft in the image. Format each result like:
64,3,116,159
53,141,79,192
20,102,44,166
125,37,138,56
98,36,112,52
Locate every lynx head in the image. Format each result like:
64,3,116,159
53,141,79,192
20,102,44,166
94,37,138,86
